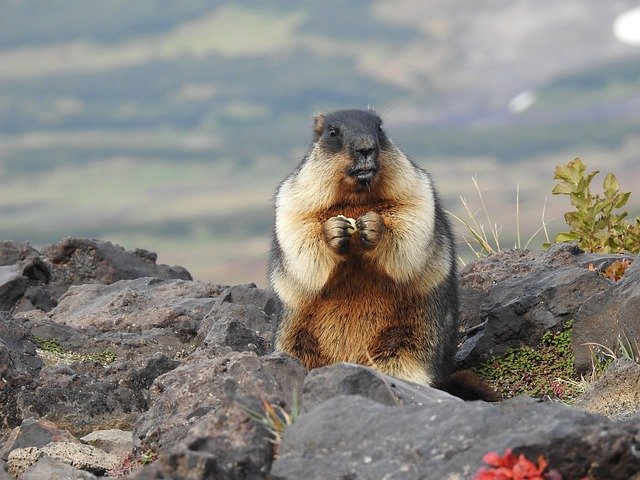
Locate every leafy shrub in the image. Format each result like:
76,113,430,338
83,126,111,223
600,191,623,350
552,158,640,253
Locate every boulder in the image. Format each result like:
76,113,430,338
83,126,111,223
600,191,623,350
300,362,459,412
41,238,192,286
16,353,180,437
1,418,77,461
198,284,280,355
272,394,640,480
21,456,97,480
457,244,632,368
573,254,640,372
7,442,118,477
0,238,193,313
573,358,640,422
81,429,133,460
0,314,43,430
131,348,306,479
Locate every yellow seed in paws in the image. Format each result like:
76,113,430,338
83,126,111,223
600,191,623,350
337,215,358,235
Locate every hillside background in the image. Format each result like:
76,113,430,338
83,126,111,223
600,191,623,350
1,0,640,285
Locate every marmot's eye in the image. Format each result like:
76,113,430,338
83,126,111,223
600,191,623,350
328,126,339,137
378,124,385,135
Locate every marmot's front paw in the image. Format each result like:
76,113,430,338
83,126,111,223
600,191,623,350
323,216,356,253
356,211,384,248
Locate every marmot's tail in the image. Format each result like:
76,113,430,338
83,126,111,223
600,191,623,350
435,370,501,402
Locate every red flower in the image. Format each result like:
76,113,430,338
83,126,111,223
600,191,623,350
474,448,563,480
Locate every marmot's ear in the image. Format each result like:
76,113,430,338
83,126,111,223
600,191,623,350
313,113,325,138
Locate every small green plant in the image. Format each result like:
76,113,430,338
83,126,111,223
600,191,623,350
551,157,640,253
239,392,300,449
140,449,158,465
34,337,117,367
448,177,551,263
475,322,579,400
583,330,640,382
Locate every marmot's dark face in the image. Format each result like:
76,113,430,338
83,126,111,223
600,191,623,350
313,109,389,191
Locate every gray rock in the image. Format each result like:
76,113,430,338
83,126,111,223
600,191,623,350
81,429,133,460
198,284,280,355
457,244,631,367
22,456,97,480
0,241,39,266
134,348,306,452
573,357,640,421
301,363,460,412
573,253,640,372
41,238,192,286
16,352,180,437
1,418,77,461
272,395,640,480
131,349,306,480
45,277,221,333
0,314,43,430
7,442,118,477
0,264,29,311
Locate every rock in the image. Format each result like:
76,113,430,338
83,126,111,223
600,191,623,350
573,253,640,372
22,456,97,480
81,429,133,460
134,348,306,452
43,277,221,333
0,264,28,311
573,358,640,421
41,238,192,286
16,352,180,437
0,238,193,313
131,349,306,479
457,244,631,368
19,277,226,361
7,442,118,477
6,446,40,478
0,314,43,430
198,284,280,355
0,241,39,266
301,363,460,412
1,418,77,461
272,395,640,480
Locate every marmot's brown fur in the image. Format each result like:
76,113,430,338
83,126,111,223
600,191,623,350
269,109,497,400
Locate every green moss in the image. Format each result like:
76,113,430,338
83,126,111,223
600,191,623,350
34,336,117,367
475,321,581,400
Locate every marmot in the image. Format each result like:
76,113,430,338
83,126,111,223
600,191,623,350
269,109,496,400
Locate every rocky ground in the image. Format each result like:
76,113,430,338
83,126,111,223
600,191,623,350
1,238,639,479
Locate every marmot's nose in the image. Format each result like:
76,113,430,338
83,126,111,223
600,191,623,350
357,147,378,162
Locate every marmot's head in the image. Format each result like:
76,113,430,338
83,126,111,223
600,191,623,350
311,109,391,192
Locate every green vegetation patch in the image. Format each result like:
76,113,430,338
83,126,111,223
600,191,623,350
475,321,580,400
34,337,117,367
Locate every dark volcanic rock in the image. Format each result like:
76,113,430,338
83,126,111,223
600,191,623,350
198,284,280,355
0,241,39,266
16,353,181,437
1,418,77,461
41,238,192,286
0,238,193,313
21,456,97,480
272,395,640,480
573,253,640,372
457,244,632,367
301,363,459,412
131,348,306,479
0,313,43,430
19,277,225,361
573,358,640,422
